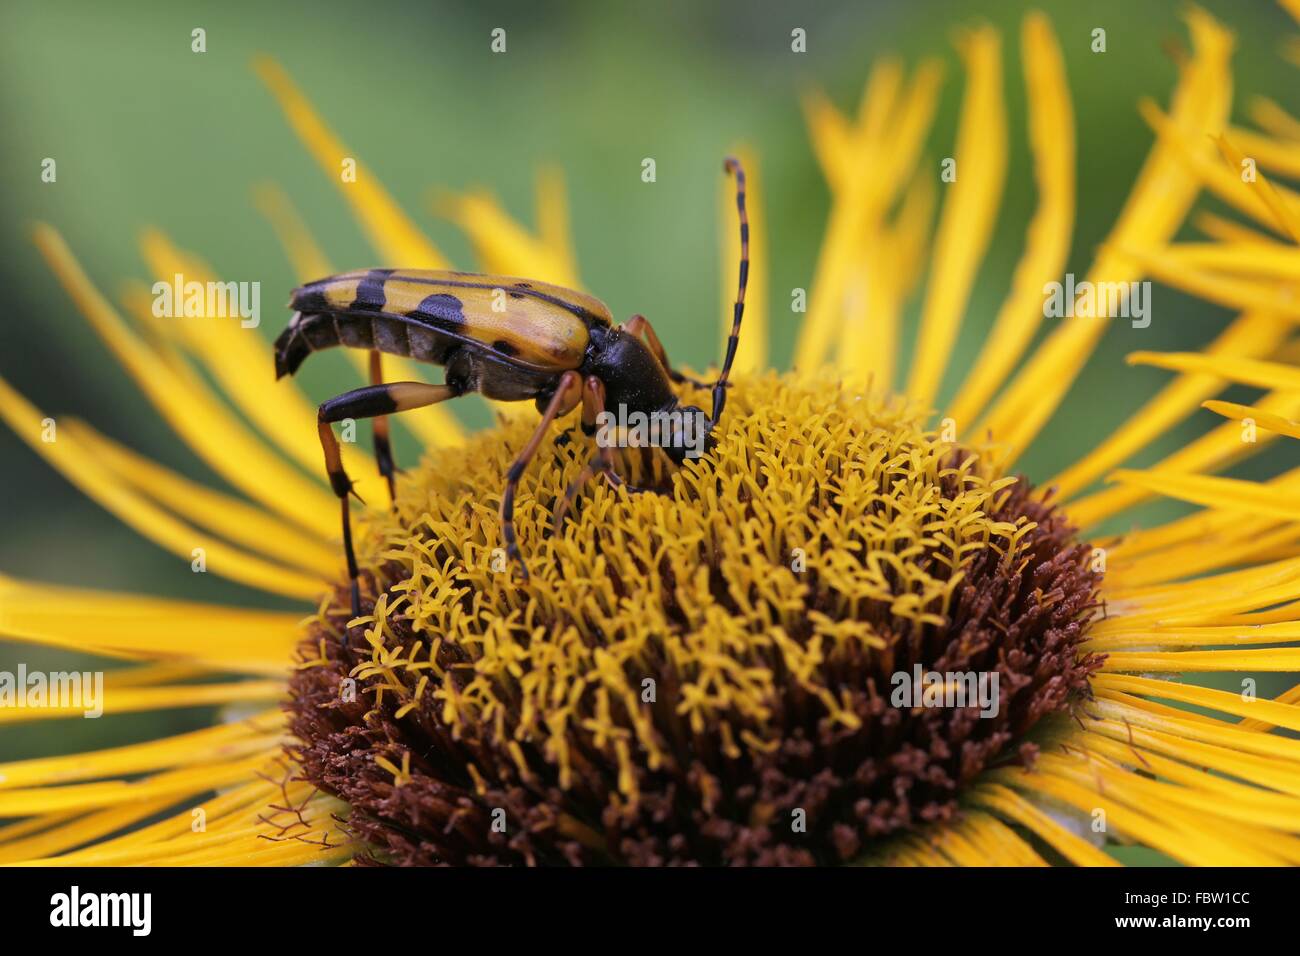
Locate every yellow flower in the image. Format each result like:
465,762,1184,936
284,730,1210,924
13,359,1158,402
3,5,1300,866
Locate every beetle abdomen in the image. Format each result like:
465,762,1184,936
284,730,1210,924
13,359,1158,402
274,311,451,379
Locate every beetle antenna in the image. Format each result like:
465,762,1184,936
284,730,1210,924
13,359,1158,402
711,156,748,427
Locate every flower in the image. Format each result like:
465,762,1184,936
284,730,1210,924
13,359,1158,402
2,5,1299,866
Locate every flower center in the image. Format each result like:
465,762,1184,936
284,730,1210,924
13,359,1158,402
287,373,1102,865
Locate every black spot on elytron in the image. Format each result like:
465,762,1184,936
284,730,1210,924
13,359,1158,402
410,293,467,327
350,269,395,313
492,339,519,357
291,284,330,313
515,282,532,289
508,291,525,300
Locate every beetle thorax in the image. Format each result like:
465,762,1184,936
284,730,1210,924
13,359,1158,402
582,326,680,418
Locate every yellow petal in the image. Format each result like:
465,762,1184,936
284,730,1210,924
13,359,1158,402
801,89,853,190
535,165,578,281
137,229,385,505
1088,694,1300,762
967,784,1118,866
1194,209,1277,244
1051,312,1290,501
1114,244,1300,319
1083,712,1300,795
0,710,283,789
1223,126,1300,178
31,223,339,538
1135,99,1300,239
977,9,1235,462
63,419,338,576
1066,389,1300,527
1110,467,1300,521
1249,96,1300,140
254,57,448,267
1144,239,1300,277
437,187,580,289
252,182,333,279
1100,648,1300,671
0,680,283,726
1238,682,1300,733
904,26,1007,406
1010,762,1284,865
946,12,1074,427
795,59,944,369
0,575,300,674
1203,399,1300,439
1094,674,1300,729
0,377,326,600
1129,349,1300,390
0,800,176,864
839,164,936,391
1215,133,1300,242
1103,519,1300,590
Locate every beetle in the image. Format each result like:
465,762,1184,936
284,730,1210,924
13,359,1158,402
274,158,749,620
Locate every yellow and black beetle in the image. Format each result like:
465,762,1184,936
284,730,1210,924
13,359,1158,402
274,158,749,618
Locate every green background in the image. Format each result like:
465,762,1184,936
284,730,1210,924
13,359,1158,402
1,0,1297,864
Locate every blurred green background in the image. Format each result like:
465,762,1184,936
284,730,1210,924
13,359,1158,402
1,0,1297,863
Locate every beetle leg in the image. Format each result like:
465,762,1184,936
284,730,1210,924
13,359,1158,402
318,382,461,640
368,351,399,507
552,376,622,532
500,370,583,583
622,314,713,390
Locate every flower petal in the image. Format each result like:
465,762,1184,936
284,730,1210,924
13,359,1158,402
795,59,944,369
0,710,283,789
31,224,339,538
978,8,1235,462
1215,133,1300,242
968,784,1119,867
0,378,326,600
946,12,1074,428
905,25,1007,406
137,229,387,504
1203,399,1300,438
254,57,449,267
0,680,283,726
0,575,301,673
1109,468,1300,521
63,419,338,577
1050,312,1290,501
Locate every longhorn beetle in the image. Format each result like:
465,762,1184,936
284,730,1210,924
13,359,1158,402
274,158,748,620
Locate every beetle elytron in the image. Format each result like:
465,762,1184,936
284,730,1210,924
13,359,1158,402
274,158,749,619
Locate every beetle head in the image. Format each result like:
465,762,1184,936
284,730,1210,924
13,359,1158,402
660,404,715,464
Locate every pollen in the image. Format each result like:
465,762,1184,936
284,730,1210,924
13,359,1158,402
287,371,1103,865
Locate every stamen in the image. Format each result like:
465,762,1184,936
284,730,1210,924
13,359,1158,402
287,374,1102,865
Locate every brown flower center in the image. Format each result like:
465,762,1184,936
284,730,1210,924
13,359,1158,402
285,376,1103,865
